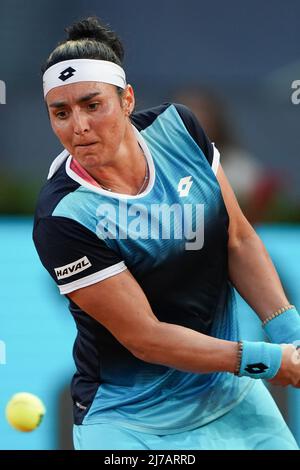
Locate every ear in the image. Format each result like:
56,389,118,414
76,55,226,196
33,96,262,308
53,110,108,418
122,84,135,116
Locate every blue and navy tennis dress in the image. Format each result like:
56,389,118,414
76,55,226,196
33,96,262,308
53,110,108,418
33,103,298,449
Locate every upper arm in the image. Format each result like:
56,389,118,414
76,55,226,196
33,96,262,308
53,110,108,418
216,165,255,246
68,269,159,356
33,215,158,356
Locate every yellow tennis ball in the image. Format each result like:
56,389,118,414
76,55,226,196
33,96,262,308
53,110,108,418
5,392,46,432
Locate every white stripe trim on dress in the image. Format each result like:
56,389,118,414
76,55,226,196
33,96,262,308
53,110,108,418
211,143,220,175
58,261,127,294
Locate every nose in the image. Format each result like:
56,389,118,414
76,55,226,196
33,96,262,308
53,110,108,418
73,110,90,135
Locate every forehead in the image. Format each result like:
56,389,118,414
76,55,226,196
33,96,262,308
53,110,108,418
46,81,115,106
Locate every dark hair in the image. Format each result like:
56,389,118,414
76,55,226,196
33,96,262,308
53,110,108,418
42,17,125,96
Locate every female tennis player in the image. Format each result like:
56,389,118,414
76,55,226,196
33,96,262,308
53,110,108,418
33,17,300,450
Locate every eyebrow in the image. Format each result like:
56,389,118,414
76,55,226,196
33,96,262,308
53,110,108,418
48,92,101,108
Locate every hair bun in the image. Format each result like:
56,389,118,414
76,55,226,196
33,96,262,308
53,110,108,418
65,17,124,62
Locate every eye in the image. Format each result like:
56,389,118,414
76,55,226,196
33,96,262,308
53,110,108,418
87,102,99,111
55,110,68,120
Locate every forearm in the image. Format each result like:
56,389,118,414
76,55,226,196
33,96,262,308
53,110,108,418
134,321,238,374
228,231,289,322
134,317,300,386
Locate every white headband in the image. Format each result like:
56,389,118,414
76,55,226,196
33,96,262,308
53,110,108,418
43,59,126,97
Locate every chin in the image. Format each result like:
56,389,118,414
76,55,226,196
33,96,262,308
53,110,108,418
82,157,101,168
75,153,98,167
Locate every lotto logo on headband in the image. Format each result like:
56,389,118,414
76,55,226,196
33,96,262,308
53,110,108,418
43,59,126,97
58,67,76,82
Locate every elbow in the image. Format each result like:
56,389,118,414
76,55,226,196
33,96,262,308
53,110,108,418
129,343,158,364
131,346,153,363
228,220,257,251
130,337,158,363
122,322,161,363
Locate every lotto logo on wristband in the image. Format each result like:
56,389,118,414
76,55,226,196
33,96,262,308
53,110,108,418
245,362,268,375
240,341,282,379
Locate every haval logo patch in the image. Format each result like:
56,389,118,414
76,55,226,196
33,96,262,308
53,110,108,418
54,256,91,280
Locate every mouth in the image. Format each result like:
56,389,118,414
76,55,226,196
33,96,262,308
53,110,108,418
75,142,98,148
